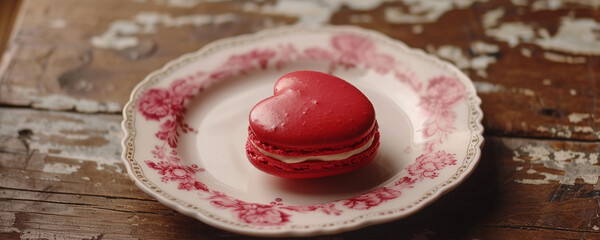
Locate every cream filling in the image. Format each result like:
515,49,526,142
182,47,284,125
252,136,375,164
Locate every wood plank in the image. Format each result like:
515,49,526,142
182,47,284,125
2,187,599,240
376,4,600,141
1,0,599,140
377,136,600,235
3,109,600,238
0,189,215,240
471,137,600,232
0,107,145,199
0,0,286,113
1,0,600,238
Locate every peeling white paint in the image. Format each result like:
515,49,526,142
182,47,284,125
245,0,332,26
520,48,532,57
133,0,232,8
543,52,587,64
40,176,62,182
0,108,125,174
568,113,591,123
334,0,390,10
432,45,470,69
574,126,597,135
526,168,537,174
384,0,487,24
411,25,424,34
512,143,600,185
532,0,563,11
539,125,573,138
533,0,600,10
472,81,535,97
537,125,600,139
161,0,215,8
543,79,552,86
244,0,389,26
515,166,524,171
34,95,121,113
594,225,600,231
91,20,139,50
569,89,577,96
510,0,528,6
486,16,600,56
43,162,81,175
518,88,535,97
472,56,496,77
486,22,535,47
471,41,500,54
428,44,498,78
538,28,551,39
5,86,121,113
512,0,600,8
471,55,496,69
536,16,600,55
473,81,505,93
482,7,505,28
91,12,237,50
82,176,91,181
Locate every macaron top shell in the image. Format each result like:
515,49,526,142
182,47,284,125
249,71,375,149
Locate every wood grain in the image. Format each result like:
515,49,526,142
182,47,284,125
1,0,600,238
2,107,599,239
3,187,598,240
0,107,143,199
0,0,286,113
1,0,599,139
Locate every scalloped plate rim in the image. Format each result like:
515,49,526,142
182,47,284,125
121,25,485,237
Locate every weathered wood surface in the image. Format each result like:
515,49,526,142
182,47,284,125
1,0,600,239
1,0,599,140
2,111,600,239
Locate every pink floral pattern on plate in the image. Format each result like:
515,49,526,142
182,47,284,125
136,32,466,226
122,27,483,236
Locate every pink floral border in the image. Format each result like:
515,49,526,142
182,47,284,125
135,33,466,226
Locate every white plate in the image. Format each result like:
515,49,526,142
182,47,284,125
121,26,484,237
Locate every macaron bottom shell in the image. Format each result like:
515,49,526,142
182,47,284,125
245,130,380,179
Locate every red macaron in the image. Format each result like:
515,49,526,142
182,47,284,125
246,71,380,178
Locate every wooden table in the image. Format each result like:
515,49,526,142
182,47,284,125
1,0,600,239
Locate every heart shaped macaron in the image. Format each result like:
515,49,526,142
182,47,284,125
246,71,380,178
